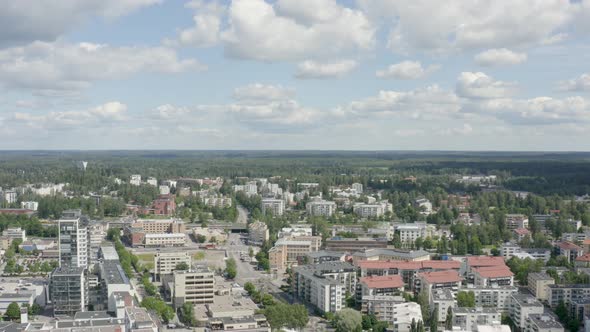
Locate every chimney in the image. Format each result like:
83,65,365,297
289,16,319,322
20,307,28,324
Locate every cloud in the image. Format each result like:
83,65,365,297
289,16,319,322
220,0,375,61
436,123,473,136
456,72,517,99
167,0,225,48
233,83,295,102
474,96,590,125
295,60,357,79
150,104,193,120
474,49,527,67
557,73,590,92
0,41,204,92
358,0,573,53
376,61,439,79
0,0,161,47
11,101,127,130
339,85,461,119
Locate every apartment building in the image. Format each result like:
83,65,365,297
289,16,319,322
466,286,518,312
154,251,192,281
416,270,462,295
20,201,39,211
513,228,531,242
453,307,501,332
130,175,141,186
50,266,87,317
547,284,590,308
555,241,584,263
261,198,285,216
3,190,17,204
325,237,388,252
473,266,514,287
359,275,405,298
58,210,89,268
168,267,215,308
414,198,432,214
292,262,357,314
431,289,456,323
357,260,460,290
505,214,529,230
306,199,337,217
146,177,157,186
248,221,269,246
352,183,363,193
365,301,422,332
528,273,555,302
269,237,319,272
352,248,432,264
397,223,431,247
510,294,544,330
353,201,392,218
526,313,564,332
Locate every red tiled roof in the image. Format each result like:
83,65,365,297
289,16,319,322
557,241,582,251
473,266,514,278
513,228,531,235
360,275,404,289
576,253,590,262
466,256,505,268
357,260,460,270
418,270,462,284
583,239,590,246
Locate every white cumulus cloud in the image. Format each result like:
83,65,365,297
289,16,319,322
558,73,590,92
456,72,517,99
475,49,528,67
295,60,357,79
376,61,439,79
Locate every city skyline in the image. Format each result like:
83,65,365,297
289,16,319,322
1,0,590,150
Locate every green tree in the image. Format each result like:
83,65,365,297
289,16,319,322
445,307,453,330
175,262,189,271
179,302,197,327
225,258,237,279
456,291,476,307
5,302,21,321
334,308,362,332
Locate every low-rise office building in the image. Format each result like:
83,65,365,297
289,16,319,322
154,251,192,281
2,227,26,241
325,237,388,252
144,233,186,247
353,248,432,265
166,267,215,308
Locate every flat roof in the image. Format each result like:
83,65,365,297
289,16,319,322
101,261,130,285
528,314,564,329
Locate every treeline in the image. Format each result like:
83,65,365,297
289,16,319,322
0,214,57,237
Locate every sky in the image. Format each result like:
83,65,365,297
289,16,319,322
1,0,590,151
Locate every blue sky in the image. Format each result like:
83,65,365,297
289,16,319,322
1,0,589,150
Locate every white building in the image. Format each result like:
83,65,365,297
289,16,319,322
146,177,157,187
453,307,502,332
159,185,170,195
467,286,518,312
526,313,565,332
397,223,431,247
431,289,456,323
58,210,89,268
20,201,39,211
154,251,192,280
306,199,337,217
414,198,432,214
352,183,363,194
130,175,141,186
353,201,392,218
261,198,285,216
144,233,186,247
3,190,17,204
510,294,544,330
2,227,26,241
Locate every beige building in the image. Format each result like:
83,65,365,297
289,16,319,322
261,198,284,216
144,233,186,247
167,267,215,308
132,218,185,234
154,251,192,280
268,236,322,272
248,221,269,246
528,272,555,302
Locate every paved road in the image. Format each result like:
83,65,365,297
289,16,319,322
236,205,248,224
